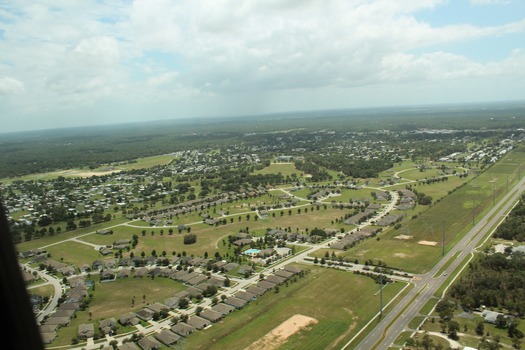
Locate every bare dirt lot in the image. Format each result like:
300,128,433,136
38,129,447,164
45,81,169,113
245,314,318,350
394,235,413,240
418,240,438,246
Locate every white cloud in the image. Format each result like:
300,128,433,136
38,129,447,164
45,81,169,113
0,0,524,131
0,77,25,95
72,36,120,67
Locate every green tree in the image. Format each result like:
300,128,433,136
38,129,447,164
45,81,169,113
476,321,485,336
421,332,433,350
448,320,460,340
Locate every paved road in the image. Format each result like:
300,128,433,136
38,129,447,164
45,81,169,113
23,264,64,323
352,175,525,350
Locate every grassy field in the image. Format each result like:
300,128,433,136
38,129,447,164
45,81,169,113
1,154,176,184
45,241,102,267
27,283,54,298
52,277,186,346
20,205,352,270
253,163,301,177
16,217,130,252
113,154,176,170
335,188,375,203
328,148,525,273
185,266,407,350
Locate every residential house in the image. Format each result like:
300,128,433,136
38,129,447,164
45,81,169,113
246,285,265,297
118,343,141,350
163,297,180,309
256,280,276,291
146,302,168,314
200,309,223,323
99,317,116,335
136,308,155,321
155,329,180,346
119,312,140,326
223,262,239,271
100,269,115,281
137,336,162,350
224,297,248,309
211,303,235,316
265,275,286,285
235,291,256,302
134,267,148,278
187,274,208,286
170,322,195,337
238,265,254,275
117,269,131,278
274,270,294,280
78,323,94,339
187,316,211,330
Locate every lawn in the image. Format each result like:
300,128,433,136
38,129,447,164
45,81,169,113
45,241,102,267
184,265,407,350
27,283,54,299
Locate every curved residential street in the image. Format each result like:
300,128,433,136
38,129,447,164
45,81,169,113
24,264,64,323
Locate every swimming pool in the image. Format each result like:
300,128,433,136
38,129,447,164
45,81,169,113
244,248,261,255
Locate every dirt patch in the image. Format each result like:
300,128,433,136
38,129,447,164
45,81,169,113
245,314,318,350
394,235,413,240
418,240,438,246
394,253,408,258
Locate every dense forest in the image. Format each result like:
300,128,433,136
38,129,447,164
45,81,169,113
493,194,525,241
448,195,525,316
449,252,525,316
0,102,523,178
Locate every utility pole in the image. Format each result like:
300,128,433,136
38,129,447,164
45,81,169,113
442,224,445,256
379,273,383,319
472,198,475,226
493,182,495,206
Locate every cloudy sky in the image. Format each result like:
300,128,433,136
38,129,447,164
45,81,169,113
1,0,524,133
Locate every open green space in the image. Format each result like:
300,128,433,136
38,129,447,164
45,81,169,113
45,241,102,268
333,148,525,274
334,188,376,203
2,154,177,184
27,284,54,299
419,308,524,349
112,154,176,170
52,277,186,346
185,266,407,350
253,163,301,177
16,217,130,252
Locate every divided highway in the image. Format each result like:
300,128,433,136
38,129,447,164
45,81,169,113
352,175,525,350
